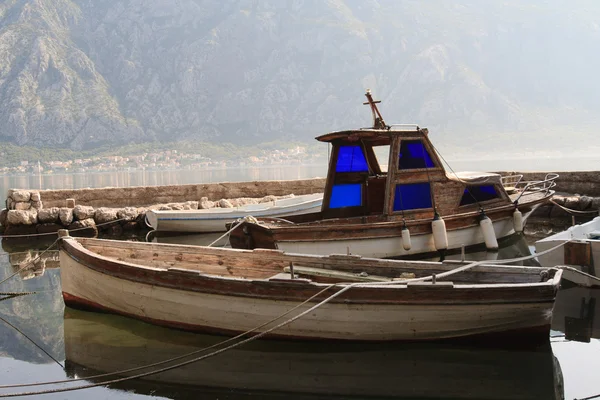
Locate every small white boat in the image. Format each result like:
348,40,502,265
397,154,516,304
535,216,600,276
145,193,323,233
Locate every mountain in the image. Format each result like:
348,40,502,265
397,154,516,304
1,0,599,154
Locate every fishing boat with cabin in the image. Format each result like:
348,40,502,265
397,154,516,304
59,234,562,342
228,90,558,258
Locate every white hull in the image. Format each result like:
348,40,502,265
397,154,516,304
535,216,600,272
60,249,553,341
277,217,517,258
145,193,322,233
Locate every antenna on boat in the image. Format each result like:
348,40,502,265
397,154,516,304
363,89,387,130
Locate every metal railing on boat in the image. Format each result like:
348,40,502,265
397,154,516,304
502,173,559,204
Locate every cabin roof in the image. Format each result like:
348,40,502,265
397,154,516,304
315,127,429,144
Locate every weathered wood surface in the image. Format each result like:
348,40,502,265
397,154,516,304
60,236,560,341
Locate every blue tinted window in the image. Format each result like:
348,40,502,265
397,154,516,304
329,184,362,208
460,185,498,206
393,183,432,211
398,141,435,170
336,145,368,172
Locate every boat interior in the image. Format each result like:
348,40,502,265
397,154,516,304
71,237,559,286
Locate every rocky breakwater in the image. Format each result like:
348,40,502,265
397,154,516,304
0,189,301,238
532,193,600,219
0,189,142,238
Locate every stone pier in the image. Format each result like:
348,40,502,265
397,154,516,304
1,171,599,237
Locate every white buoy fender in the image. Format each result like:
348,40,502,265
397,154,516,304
513,208,523,233
431,214,448,251
479,215,499,251
401,226,412,251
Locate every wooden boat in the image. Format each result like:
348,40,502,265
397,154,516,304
228,90,558,258
535,216,600,276
145,193,323,233
63,308,564,399
59,235,562,342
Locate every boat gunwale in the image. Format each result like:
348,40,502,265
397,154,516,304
60,237,561,305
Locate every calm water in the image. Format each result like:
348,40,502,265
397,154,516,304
1,163,599,399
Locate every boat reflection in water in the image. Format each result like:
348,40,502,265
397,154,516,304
64,308,564,400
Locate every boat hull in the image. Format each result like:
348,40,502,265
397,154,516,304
232,205,541,258
59,238,559,342
276,217,517,258
145,193,322,233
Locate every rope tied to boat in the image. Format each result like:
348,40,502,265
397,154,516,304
0,237,577,397
207,214,262,247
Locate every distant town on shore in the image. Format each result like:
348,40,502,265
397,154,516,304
0,143,329,176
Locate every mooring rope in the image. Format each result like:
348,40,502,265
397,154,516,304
0,284,335,390
0,238,573,396
576,394,600,400
0,315,64,369
0,218,128,239
207,215,260,247
549,199,600,216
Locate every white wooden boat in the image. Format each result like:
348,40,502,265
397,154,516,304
59,235,562,342
535,216,600,276
229,91,557,258
145,193,323,233
63,308,564,399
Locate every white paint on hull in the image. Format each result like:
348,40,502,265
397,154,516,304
146,193,322,233
277,218,516,258
60,251,552,341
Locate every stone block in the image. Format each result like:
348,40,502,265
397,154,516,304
30,192,41,202
7,210,37,225
199,197,214,209
95,207,119,224
66,198,76,208
186,201,199,210
73,205,95,220
9,190,31,202
14,202,31,211
564,196,581,210
38,207,60,223
59,208,74,226
68,219,98,238
580,196,593,210
31,201,43,209
117,207,138,222
218,199,233,208
9,251,32,266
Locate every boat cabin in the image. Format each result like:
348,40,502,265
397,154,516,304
317,91,511,222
